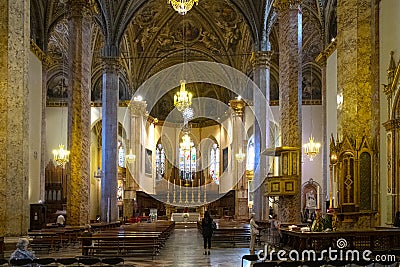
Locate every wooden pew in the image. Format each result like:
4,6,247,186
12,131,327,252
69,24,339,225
79,221,175,257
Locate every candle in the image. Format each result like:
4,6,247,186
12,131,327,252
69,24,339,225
317,186,320,209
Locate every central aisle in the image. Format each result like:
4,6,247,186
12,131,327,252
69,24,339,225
125,227,250,267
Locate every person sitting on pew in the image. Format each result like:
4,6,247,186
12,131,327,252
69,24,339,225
56,214,65,227
10,238,37,267
81,224,93,256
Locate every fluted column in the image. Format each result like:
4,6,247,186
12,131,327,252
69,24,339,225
274,0,302,224
67,0,92,226
0,0,30,236
230,99,247,220
101,56,120,223
252,51,272,220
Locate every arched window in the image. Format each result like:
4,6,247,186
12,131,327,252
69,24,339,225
246,136,255,171
210,143,220,184
118,141,125,167
179,136,196,181
155,143,165,181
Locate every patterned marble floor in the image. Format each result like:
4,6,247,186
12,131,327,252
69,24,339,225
4,228,255,267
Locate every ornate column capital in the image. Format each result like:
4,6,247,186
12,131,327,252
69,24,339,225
102,57,121,73
250,51,273,70
229,99,246,117
273,0,302,11
129,100,147,116
67,0,95,18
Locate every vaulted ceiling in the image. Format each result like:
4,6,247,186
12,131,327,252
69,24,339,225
30,0,337,121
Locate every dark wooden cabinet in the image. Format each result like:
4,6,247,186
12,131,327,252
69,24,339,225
30,204,47,230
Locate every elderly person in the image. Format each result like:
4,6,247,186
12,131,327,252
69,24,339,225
10,238,36,266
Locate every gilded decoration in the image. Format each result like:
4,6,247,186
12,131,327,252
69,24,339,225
330,135,374,214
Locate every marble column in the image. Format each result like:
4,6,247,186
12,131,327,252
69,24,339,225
66,0,92,226
101,55,119,223
229,99,247,220
274,0,302,224
336,0,378,225
0,0,30,236
252,51,272,220
337,0,376,142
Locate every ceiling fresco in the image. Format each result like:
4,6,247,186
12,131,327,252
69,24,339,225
31,0,337,120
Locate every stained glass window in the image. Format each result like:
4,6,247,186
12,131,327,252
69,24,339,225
118,141,125,167
179,141,196,181
246,136,255,171
210,143,220,184
155,143,165,181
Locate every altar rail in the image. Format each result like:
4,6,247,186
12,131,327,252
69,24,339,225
281,227,400,252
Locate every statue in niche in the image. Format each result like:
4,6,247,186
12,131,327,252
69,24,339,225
306,190,317,209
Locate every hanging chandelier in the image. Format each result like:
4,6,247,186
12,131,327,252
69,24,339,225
303,135,321,161
180,133,194,151
235,149,246,163
174,80,193,112
126,149,136,163
168,0,199,15
53,144,70,167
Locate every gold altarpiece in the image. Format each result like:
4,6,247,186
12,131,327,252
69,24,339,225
329,136,374,217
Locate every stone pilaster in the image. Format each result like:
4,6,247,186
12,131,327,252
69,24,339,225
274,0,302,224
0,0,30,236
101,56,120,223
229,99,247,220
67,0,92,226
251,50,272,220
38,44,52,204
130,100,147,189
316,53,328,213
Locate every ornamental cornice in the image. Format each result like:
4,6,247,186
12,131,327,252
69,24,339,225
315,38,337,66
30,39,51,67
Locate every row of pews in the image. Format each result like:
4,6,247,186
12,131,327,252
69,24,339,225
198,220,252,247
80,221,175,258
27,222,122,253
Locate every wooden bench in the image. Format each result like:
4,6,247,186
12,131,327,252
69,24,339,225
80,234,161,257
79,221,175,257
198,221,251,247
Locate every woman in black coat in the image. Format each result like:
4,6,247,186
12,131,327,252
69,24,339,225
202,210,215,255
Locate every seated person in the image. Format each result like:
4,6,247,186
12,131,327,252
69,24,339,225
10,238,36,266
57,214,65,227
81,224,93,256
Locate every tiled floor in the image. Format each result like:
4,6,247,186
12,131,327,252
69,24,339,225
4,228,255,267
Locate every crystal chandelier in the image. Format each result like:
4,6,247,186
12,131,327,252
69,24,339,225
126,149,136,163
168,0,199,15
303,135,321,161
53,144,70,167
182,107,194,124
174,80,193,112
235,149,246,162
180,133,194,151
